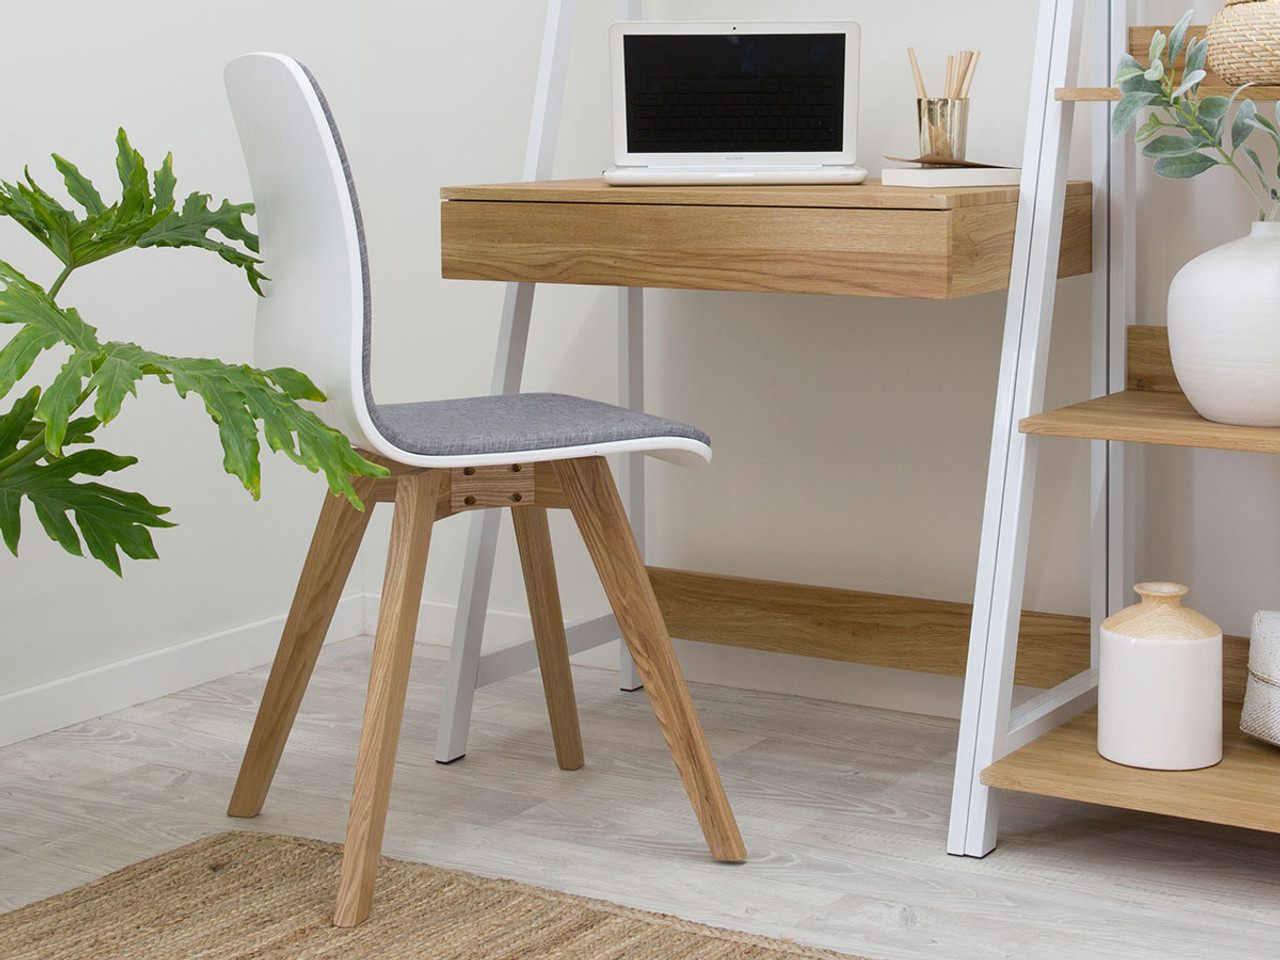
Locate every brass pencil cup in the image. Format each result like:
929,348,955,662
917,97,969,160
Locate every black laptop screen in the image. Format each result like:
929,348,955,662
623,33,845,154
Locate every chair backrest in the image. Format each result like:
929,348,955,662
224,52,380,452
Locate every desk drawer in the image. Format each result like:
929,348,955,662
440,193,1091,299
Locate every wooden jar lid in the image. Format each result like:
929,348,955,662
1100,582,1221,642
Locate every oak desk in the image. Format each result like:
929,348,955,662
439,176,1094,691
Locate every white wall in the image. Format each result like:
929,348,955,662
358,0,1094,711
0,1,365,741
6,0,1273,742
1132,0,1280,637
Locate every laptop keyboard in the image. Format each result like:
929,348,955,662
626,76,843,152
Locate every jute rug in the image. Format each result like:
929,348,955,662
0,831,872,959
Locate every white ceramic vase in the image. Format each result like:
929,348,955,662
1166,220,1280,427
1097,582,1222,771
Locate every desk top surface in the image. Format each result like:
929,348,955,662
440,177,1092,211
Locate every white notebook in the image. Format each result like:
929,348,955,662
604,21,867,186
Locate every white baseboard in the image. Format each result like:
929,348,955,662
384,596,975,719
6,592,1010,749
0,595,365,748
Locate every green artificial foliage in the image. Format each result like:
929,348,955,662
1111,10,1280,221
0,129,386,575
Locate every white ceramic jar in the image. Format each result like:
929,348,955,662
1097,583,1223,770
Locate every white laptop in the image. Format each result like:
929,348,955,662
605,21,866,186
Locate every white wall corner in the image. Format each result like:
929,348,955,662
0,594,366,748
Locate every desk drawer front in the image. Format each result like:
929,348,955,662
443,201,968,298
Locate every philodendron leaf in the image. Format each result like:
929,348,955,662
0,259,100,352
114,128,152,224
153,153,176,211
0,447,173,575
0,325,59,396
137,192,265,294
1152,151,1219,178
87,341,147,423
52,154,107,217
1112,91,1158,138
0,129,265,290
110,348,385,503
0,388,39,460
35,350,95,455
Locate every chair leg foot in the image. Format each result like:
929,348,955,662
333,471,441,927
512,506,584,771
228,480,376,819
553,457,746,863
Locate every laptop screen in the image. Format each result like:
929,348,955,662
622,32,846,155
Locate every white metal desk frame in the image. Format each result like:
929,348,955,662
436,0,643,763
437,0,1137,860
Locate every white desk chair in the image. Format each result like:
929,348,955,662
221,52,744,926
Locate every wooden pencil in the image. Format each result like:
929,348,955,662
907,46,927,98
960,50,981,98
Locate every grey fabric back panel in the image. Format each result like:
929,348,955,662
298,62,710,456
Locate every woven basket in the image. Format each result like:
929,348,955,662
1207,0,1280,85
1241,609,1280,746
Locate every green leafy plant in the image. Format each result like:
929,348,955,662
1111,10,1280,221
0,129,386,574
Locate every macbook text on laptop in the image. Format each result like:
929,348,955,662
604,21,866,186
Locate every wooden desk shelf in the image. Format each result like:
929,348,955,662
441,178,1092,300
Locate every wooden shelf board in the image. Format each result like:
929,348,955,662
1020,389,1280,454
1058,26,1280,102
1057,87,1123,102
1058,83,1280,102
648,566,1089,687
982,707,1280,833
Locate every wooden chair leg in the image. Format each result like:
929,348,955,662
552,457,746,863
228,477,377,819
334,470,442,927
511,506,584,770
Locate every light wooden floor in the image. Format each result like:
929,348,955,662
4,636,1280,959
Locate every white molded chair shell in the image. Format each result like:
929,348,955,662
223,52,711,470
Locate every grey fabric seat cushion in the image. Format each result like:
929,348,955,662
370,392,710,457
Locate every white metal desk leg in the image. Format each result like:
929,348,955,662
947,0,1082,856
436,282,538,763
618,286,645,691
435,0,576,762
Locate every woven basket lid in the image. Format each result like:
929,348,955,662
1225,0,1266,6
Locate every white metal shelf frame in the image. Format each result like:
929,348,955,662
947,0,1135,855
